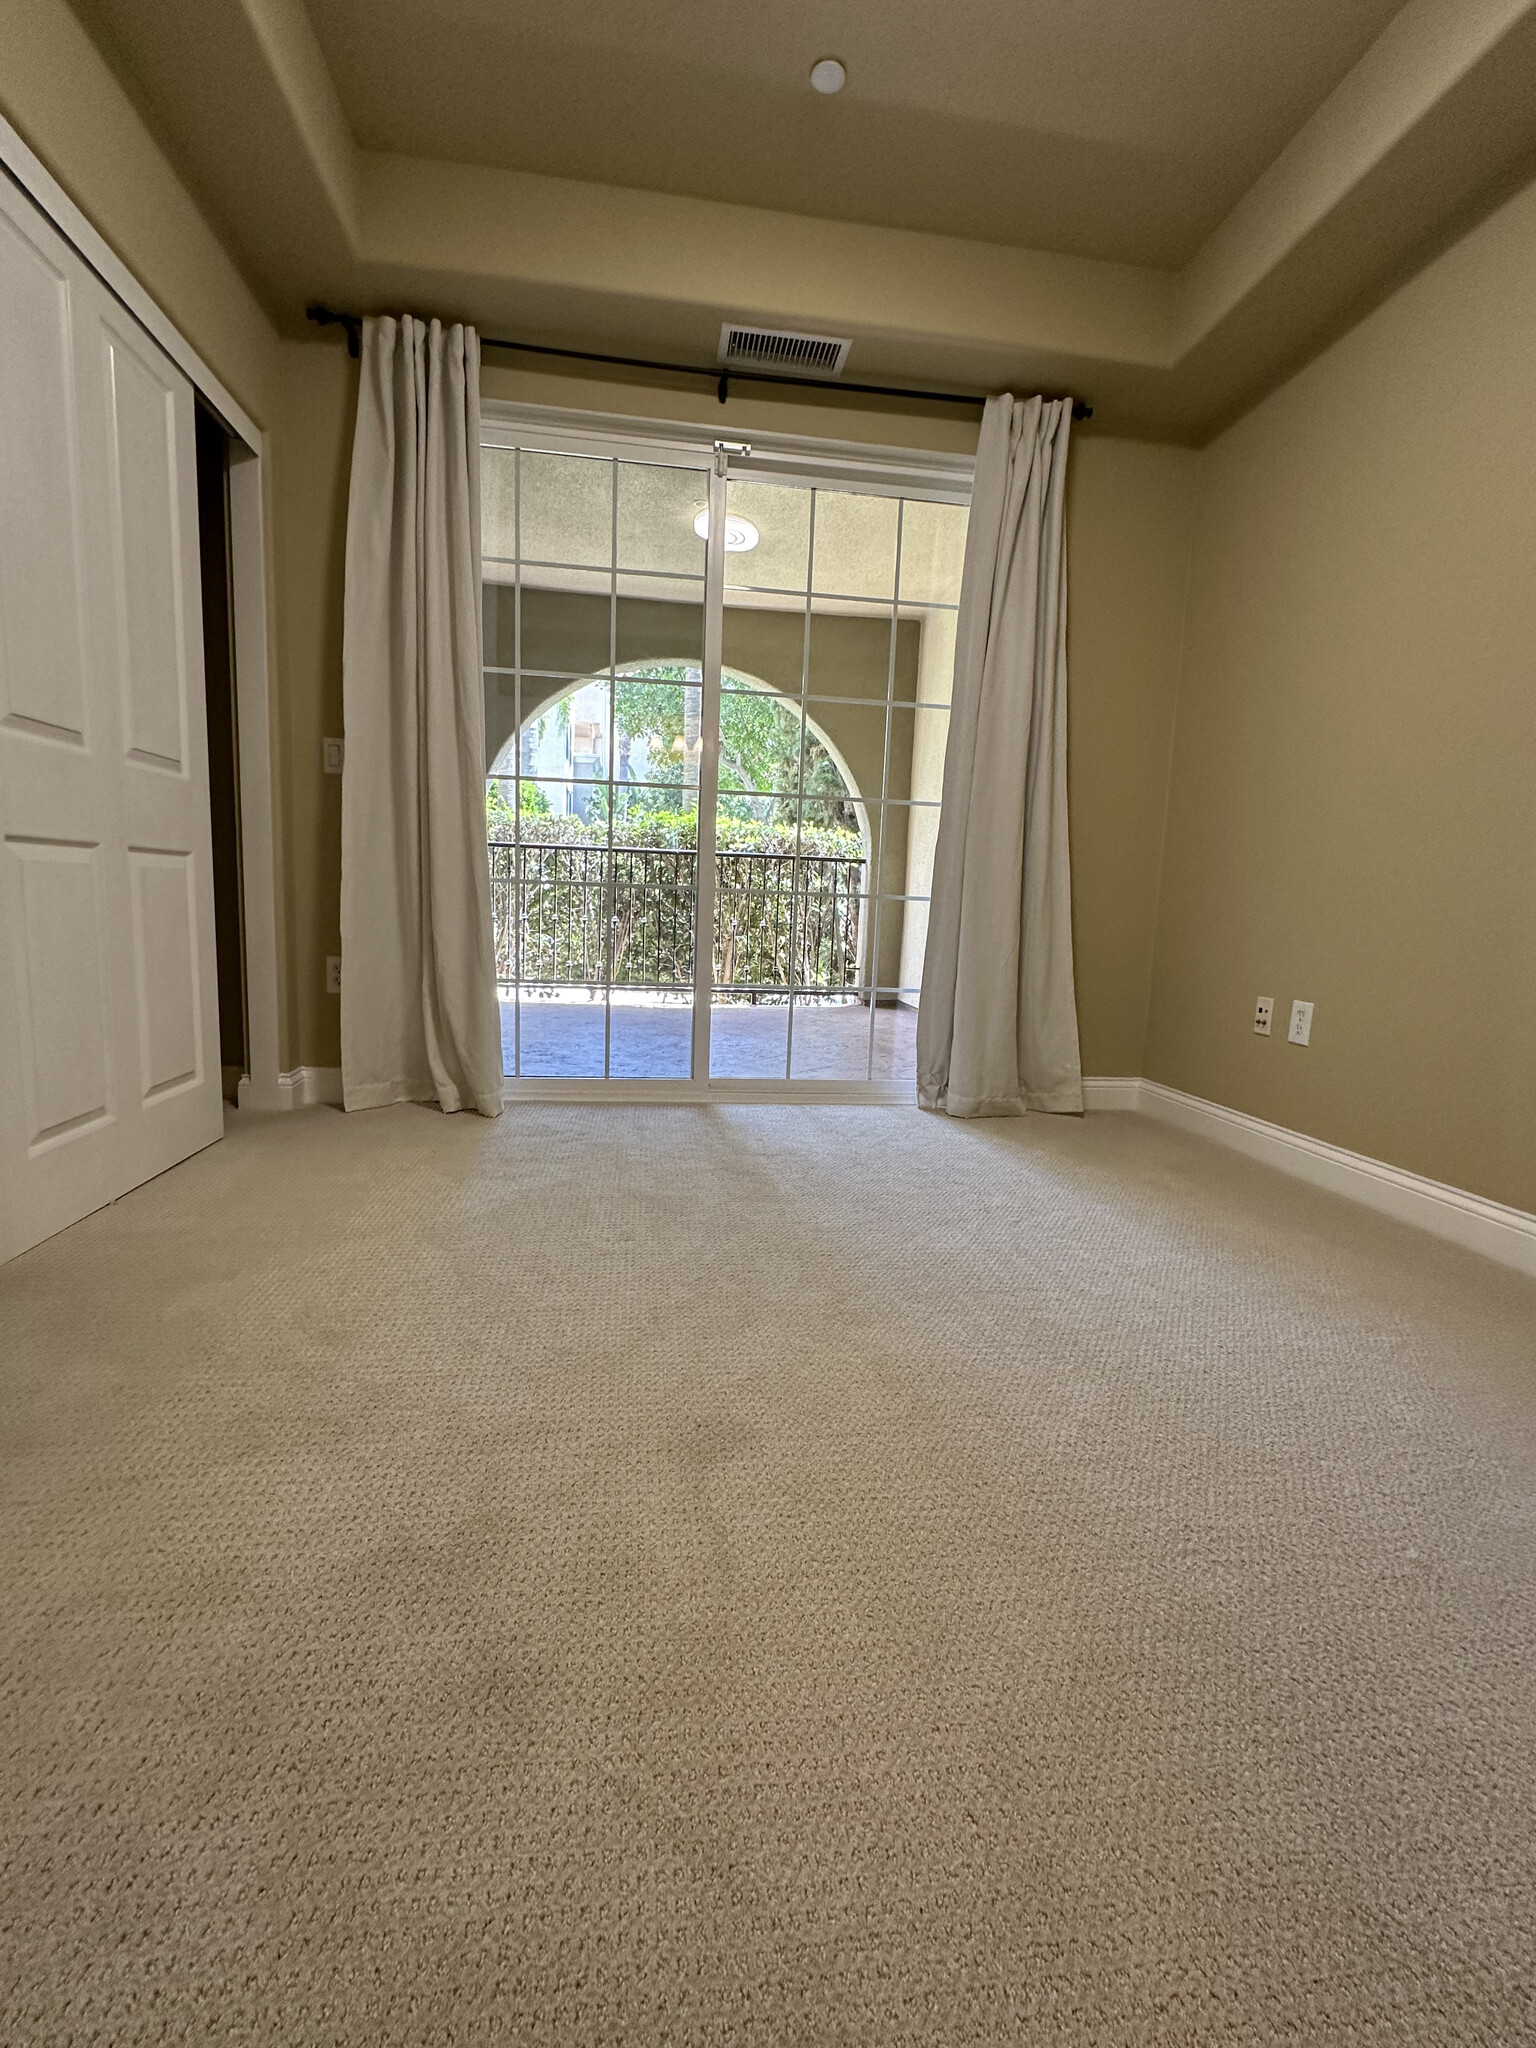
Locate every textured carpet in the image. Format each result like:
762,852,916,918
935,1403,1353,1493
1,1105,1533,2046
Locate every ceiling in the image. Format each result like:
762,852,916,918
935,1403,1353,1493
52,0,1536,439
302,0,1405,265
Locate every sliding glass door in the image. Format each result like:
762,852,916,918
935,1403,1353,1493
713,475,966,1079
481,412,969,1094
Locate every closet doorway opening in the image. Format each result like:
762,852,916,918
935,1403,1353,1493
481,410,970,1097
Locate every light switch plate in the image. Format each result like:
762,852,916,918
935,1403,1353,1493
1288,999,1314,1046
323,736,344,775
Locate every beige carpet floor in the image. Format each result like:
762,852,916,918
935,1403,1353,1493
1,1104,1533,2046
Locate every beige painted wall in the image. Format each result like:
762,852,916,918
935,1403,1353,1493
1063,440,1198,1076
898,610,959,998
269,343,357,1068
888,439,1196,1056
0,0,277,419
1146,174,1536,1212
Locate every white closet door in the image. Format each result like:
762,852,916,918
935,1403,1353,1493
0,175,221,1263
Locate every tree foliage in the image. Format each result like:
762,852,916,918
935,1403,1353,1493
611,666,860,831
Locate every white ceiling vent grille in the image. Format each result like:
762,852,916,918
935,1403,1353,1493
717,322,851,379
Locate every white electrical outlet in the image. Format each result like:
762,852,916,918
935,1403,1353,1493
326,956,342,996
1253,996,1274,1036
1288,998,1314,1046
323,736,344,775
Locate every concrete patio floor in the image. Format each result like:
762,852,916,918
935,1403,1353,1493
500,993,917,1082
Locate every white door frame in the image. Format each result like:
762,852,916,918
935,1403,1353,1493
480,401,973,1103
0,115,284,1111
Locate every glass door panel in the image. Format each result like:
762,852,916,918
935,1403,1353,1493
712,477,961,1088
485,446,712,1078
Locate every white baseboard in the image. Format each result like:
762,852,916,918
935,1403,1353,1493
290,1066,344,1107
236,1066,342,1111
1099,1078,1536,1279
1081,1076,1143,1111
237,1071,292,1111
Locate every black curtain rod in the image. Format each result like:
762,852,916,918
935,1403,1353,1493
305,305,1092,421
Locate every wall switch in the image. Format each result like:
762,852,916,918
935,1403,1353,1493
1253,996,1274,1036
322,736,344,775
1288,998,1314,1046
326,956,342,996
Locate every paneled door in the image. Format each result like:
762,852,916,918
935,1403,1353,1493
0,174,221,1261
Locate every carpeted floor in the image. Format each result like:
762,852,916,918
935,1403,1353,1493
1,1105,1533,2045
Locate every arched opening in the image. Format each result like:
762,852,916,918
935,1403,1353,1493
488,663,865,846
487,663,873,1005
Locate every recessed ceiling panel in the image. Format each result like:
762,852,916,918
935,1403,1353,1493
304,0,1406,263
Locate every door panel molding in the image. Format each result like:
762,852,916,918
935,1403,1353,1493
127,847,202,1103
0,204,92,751
101,315,193,778
5,835,113,1150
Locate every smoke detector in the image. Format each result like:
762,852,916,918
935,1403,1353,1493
717,322,852,380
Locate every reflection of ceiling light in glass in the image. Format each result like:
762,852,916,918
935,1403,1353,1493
694,510,759,551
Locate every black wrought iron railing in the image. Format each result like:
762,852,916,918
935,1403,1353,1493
488,841,865,995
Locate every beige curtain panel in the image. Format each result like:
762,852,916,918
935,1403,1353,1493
917,393,1083,1117
340,315,503,1117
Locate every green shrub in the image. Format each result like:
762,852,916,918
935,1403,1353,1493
485,798,866,992
487,803,861,863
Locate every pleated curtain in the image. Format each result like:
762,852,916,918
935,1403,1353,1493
340,315,503,1117
916,393,1083,1117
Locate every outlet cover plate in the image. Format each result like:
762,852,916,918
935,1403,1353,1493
326,956,342,996
1254,996,1274,1036
1288,998,1314,1046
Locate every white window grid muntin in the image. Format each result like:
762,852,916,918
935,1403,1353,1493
489,671,954,716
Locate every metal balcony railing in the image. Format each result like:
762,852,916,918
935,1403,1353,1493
488,841,866,996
